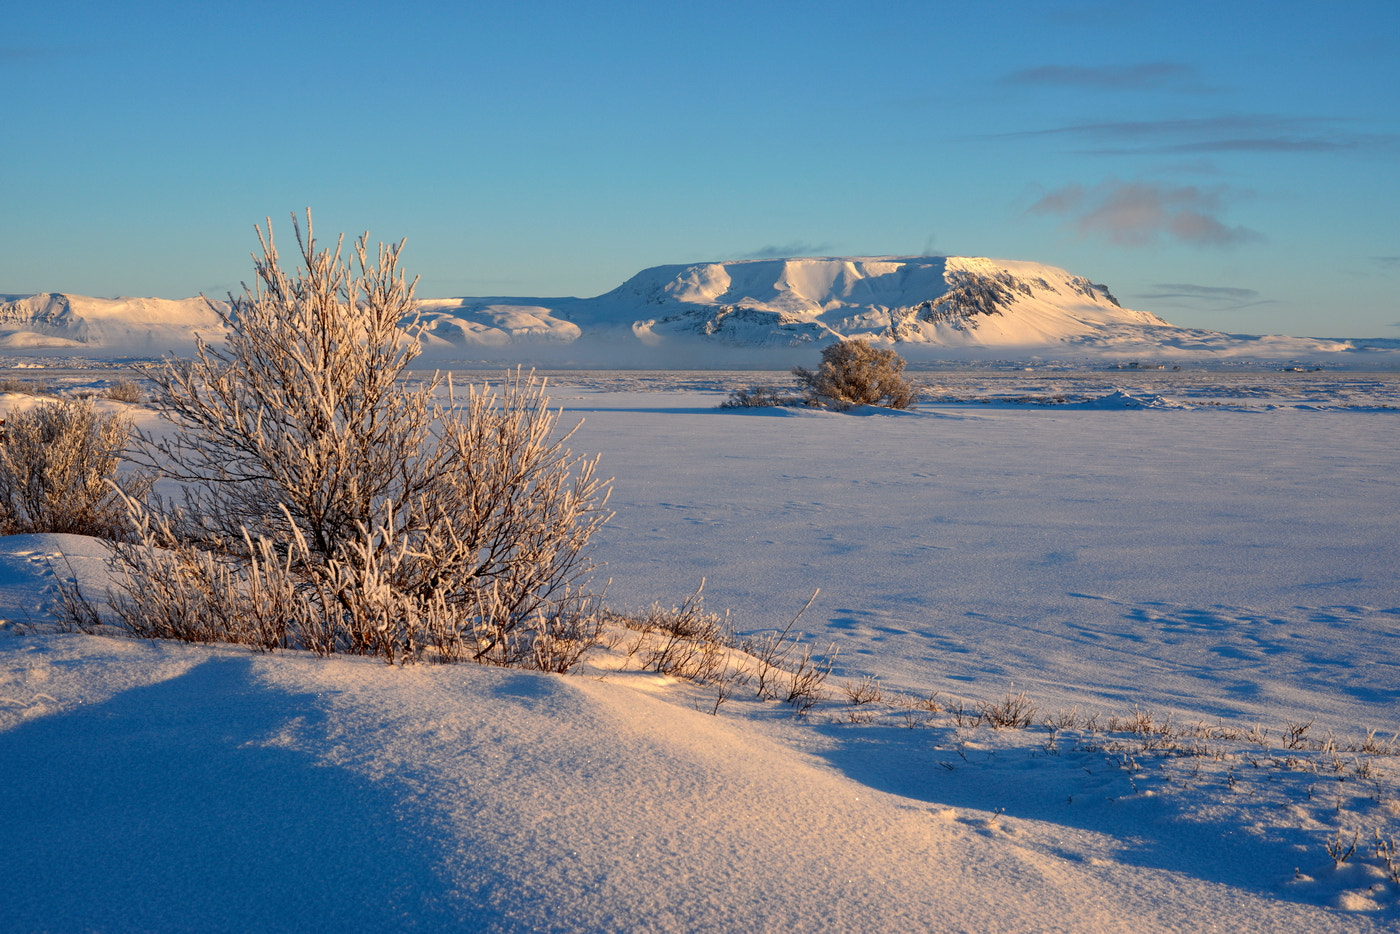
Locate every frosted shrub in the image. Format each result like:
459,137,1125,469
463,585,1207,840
0,399,149,539
792,340,915,410
720,385,804,409
105,379,145,403
110,212,611,667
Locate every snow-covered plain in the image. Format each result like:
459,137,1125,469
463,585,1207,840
2,367,1398,932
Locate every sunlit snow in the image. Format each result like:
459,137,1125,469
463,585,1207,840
1,366,1397,932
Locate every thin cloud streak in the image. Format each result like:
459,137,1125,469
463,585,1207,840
1079,137,1391,155
742,242,839,259
995,115,1394,155
1027,180,1263,248
1138,283,1271,310
1001,62,1196,90
0,45,90,63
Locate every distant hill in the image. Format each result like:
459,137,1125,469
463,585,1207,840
0,293,227,352
4,257,1396,364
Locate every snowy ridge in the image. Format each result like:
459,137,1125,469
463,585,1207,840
608,256,1165,348
4,257,1398,363
602,257,1383,362
0,292,227,351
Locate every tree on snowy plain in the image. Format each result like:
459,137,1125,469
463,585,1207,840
792,340,916,410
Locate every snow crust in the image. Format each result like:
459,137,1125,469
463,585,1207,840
1,371,1398,932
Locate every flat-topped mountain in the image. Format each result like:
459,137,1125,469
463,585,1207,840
3,257,1393,363
587,256,1168,347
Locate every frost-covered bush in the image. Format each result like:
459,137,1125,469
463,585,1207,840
720,385,805,408
0,399,149,539
108,212,611,668
792,340,915,410
105,379,145,404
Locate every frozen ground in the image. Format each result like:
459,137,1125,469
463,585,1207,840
545,370,1399,733
1,368,1397,932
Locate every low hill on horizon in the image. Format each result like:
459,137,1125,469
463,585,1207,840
4,257,1397,365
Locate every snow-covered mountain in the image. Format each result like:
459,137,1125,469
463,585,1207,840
399,256,1170,353
0,292,228,351
598,256,1166,348
3,257,1395,363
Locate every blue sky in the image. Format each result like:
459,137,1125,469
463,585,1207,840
3,0,1397,336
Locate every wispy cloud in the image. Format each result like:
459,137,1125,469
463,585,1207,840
1138,283,1270,310
742,242,838,259
999,115,1393,155
1027,180,1263,248
0,46,82,63
1001,62,1197,91
1372,256,1400,268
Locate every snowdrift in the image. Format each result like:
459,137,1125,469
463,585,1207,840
3,376,1399,931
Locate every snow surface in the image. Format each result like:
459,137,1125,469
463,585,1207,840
2,370,1399,932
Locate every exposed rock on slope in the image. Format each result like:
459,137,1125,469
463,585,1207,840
0,293,227,350
614,257,1167,348
4,257,1393,362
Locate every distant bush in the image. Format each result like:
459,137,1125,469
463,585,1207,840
0,399,150,539
0,379,58,397
105,379,145,404
792,340,915,410
720,385,805,409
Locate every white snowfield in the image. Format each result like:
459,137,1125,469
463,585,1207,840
0,292,228,351
4,256,1398,363
1,370,1398,932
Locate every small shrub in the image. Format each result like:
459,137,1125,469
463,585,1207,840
978,690,1037,729
612,586,737,684
0,379,57,397
1327,829,1359,868
792,340,916,410
0,398,150,539
783,640,837,713
106,380,145,404
720,385,805,409
842,676,885,706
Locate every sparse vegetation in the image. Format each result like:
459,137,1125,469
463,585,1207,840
588,590,1400,889
66,212,611,669
0,379,58,397
720,384,805,409
977,690,1037,729
605,585,835,716
0,398,150,539
105,379,145,404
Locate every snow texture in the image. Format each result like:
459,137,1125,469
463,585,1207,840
2,369,1398,932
